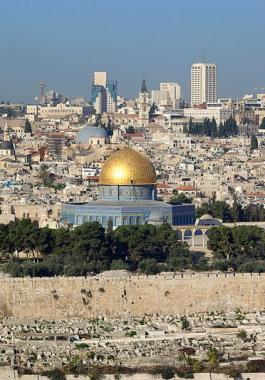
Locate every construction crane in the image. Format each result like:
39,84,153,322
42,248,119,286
34,81,46,104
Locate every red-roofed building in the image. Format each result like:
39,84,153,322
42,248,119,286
174,186,199,197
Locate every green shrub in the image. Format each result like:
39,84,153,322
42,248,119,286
44,368,66,380
161,366,175,379
237,329,247,342
180,316,190,330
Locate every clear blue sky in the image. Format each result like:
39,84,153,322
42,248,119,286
1,0,265,103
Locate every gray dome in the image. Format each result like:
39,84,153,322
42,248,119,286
76,125,108,144
148,211,164,225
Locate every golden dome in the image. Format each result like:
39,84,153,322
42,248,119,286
99,147,156,185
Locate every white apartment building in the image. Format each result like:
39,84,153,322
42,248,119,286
191,63,217,106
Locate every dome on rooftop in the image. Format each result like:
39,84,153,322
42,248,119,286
76,125,108,144
199,214,213,220
148,211,164,225
99,147,156,186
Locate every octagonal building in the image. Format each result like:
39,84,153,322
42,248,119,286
61,147,195,228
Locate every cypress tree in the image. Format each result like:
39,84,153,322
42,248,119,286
24,119,32,134
260,117,265,129
188,117,193,134
250,134,258,150
218,122,225,138
211,117,218,138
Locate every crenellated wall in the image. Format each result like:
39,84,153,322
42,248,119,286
0,273,264,320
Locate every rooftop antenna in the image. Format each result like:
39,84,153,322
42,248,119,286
202,49,206,64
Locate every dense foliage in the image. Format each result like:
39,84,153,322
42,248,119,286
196,197,265,223
207,225,265,272
186,116,238,138
0,220,207,277
250,134,258,150
24,119,32,134
169,190,192,205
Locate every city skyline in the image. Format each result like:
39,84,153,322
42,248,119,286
1,0,265,103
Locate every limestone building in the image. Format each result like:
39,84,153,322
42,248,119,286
0,125,15,159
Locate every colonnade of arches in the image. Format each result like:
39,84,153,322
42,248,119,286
76,215,144,227
175,228,210,247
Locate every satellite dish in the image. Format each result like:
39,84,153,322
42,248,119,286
34,97,38,101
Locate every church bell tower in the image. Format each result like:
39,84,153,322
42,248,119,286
138,79,150,127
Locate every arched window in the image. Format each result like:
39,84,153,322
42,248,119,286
176,230,182,240
76,216,83,225
184,229,192,240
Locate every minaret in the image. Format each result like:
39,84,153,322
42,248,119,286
138,79,150,127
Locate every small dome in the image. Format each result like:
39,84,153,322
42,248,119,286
76,125,108,144
148,211,164,223
200,214,213,220
99,147,156,185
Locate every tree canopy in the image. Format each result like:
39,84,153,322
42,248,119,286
38,164,54,187
24,119,32,134
187,116,238,138
0,220,203,277
169,191,192,205
207,225,265,272
250,134,258,150
2,218,265,276
196,196,265,223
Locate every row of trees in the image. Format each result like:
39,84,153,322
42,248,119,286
0,220,207,277
2,218,265,276
207,225,265,272
196,196,265,223
186,116,239,138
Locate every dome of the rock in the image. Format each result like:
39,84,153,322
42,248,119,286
99,147,156,186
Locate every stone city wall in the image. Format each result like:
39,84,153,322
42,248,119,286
0,273,264,320
2,370,265,379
